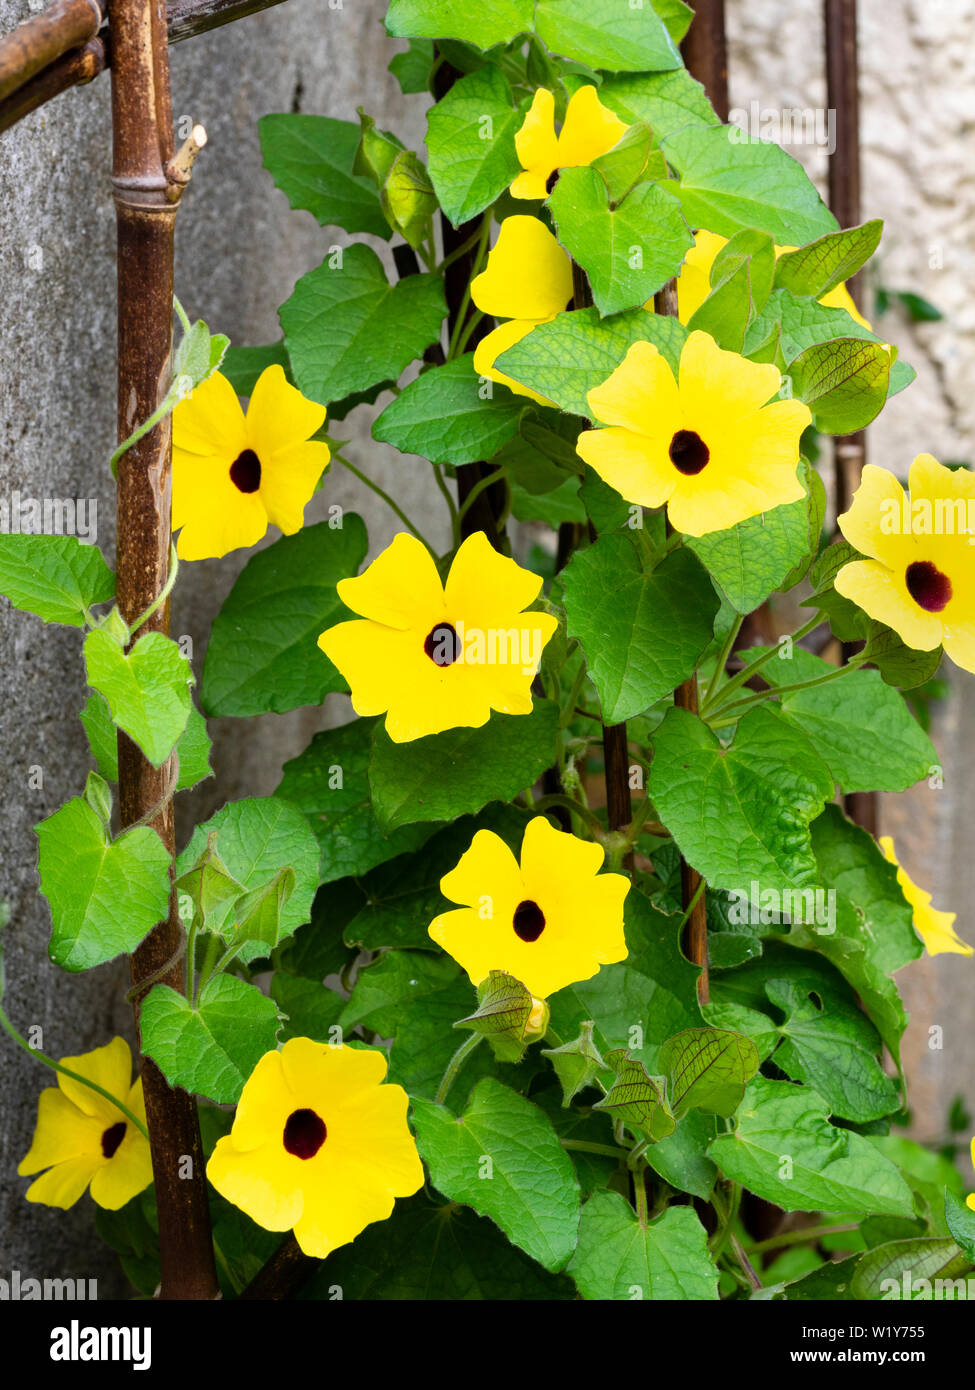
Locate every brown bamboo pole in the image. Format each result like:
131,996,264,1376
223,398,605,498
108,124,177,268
0,0,288,134
680,0,729,122
111,0,217,1300
825,0,877,836
0,0,103,103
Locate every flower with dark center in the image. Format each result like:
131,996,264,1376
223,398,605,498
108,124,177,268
836,454,975,674
207,1039,424,1259
18,1036,153,1211
424,623,461,666
430,816,630,999
510,85,628,201
577,330,811,537
879,836,971,957
172,364,330,560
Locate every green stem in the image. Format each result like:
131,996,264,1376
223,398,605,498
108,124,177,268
701,614,823,716
434,1033,484,1106
129,543,179,637
445,218,491,362
701,615,744,708
0,1006,150,1141
174,294,192,337
331,452,437,555
747,1222,859,1257
194,933,223,1006
454,310,485,358
436,225,483,274
530,794,603,834
109,385,185,479
730,1232,763,1290
561,1139,629,1161
708,1182,741,1262
457,465,506,527
676,876,706,934
431,462,460,545
633,1160,649,1228
711,656,866,728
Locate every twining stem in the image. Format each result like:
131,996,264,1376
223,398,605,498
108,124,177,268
730,1232,763,1290
0,1007,150,1141
445,216,491,362
748,1222,859,1257
701,614,744,708
128,542,179,637
632,1160,650,1228
700,613,823,716
434,1032,484,1105
561,1139,630,1161
457,465,507,528
330,451,436,555
710,653,867,727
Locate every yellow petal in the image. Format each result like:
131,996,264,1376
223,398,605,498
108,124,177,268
439,828,523,910
173,468,268,561
556,84,628,170
819,280,872,331
56,1037,135,1123
575,426,677,511
172,370,247,459
879,837,972,957
245,364,327,460
837,464,913,570
258,439,331,535
942,621,975,676
18,1087,103,1175
513,88,559,196
24,1155,100,1209
319,619,422,718
207,1135,306,1232
676,229,727,324
88,1126,154,1210
835,559,944,650
586,340,681,436
444,530,543,628
470,216,572,321
279,1037,389,1104
668,465,805,538
678,329,783,428
473,319,556,404
335,532,444,630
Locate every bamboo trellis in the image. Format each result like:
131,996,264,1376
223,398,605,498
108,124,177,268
0,0,871,1299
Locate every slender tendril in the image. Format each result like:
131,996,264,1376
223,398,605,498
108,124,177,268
434,1033,484,1105
331,452,437,555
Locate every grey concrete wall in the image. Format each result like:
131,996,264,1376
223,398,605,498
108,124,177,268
0,0,444,1291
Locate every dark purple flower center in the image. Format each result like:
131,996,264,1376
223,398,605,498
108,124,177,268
101,1122,126,1160
905,560,952,613
513,899,546,943
229,448,262,493
424,623,461,666
668,429,710,476
283,1108,327,1160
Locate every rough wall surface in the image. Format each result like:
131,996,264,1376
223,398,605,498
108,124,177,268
727,0,975,1143
0,0,441,1290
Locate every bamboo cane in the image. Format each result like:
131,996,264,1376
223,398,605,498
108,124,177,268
111,0,218,1300
0,0,103,103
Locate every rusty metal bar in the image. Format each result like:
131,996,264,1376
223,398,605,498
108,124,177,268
111,0,217,1300
680,0,729,123
0,0,103,103
0,0,288,134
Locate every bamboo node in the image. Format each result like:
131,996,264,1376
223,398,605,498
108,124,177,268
165,123,207,199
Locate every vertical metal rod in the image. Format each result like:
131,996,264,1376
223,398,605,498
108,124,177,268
111,0,217,1300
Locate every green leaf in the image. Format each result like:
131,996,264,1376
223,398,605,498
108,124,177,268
275,716,439,884
0,534,114,627
594,1049,675,1141
354,111,405,187
787,337,893,434
708,1076,916,1218
563,537,718,722
382,150,438,250
200,517,368,718
945,1190,975,1263
302,1191,574,1299
385,0,531,50
412,1079,581,1272
589,123,667,205
220,342,291,398
83,629,192,769
687,460,822,611
568,1193,718,1300
176,797,320,964
542,1021,606,1107
35,796,171,972
686,257,754,353
389,39,435,96
456,970,537,1063
754,645,937,793
281,243,446,405
174,831,243,937
662,124,838,244
649,705,834,896
850,1238,972,1301
80,692,212,792
426,65,524,225
860,624,944,691
534,0,681,72
496,307,687,416
172,315,229,392
658,1027,759,1120
373,356,523,464
274,878,365,982
269,973,346,1045
599,68,717,140
231,867,296,952
140,976,280,1105
510,474,585,525
790,805,922,1060
774,220,883,299
259,113,388,238
369,700,560,831
549,169,692,316
644,1111,718,1201
343,804,528,951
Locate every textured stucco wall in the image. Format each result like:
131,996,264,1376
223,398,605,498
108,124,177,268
727,0,975,1143
0,0,441,1291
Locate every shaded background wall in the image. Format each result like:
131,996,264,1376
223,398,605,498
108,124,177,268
1,0,972,1289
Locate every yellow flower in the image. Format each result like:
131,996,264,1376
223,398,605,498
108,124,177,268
18,1038,152,1211
967,1138,975,1212
510,85,628,201
879,837,972,958
206,1038,422,1259
429,816,630,999
576,329,811,537
675,228,872,330
835,456,975,674
318,531,558,743
172,364,330,561
470,215,573,403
